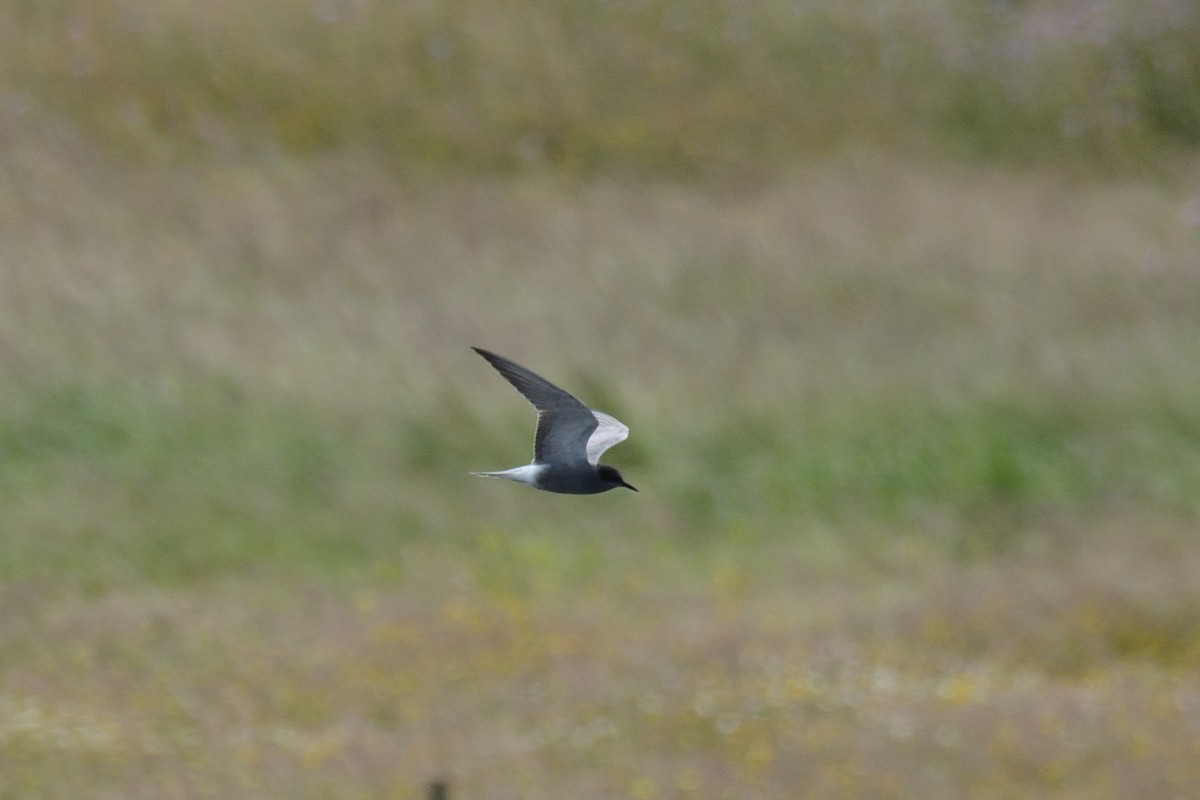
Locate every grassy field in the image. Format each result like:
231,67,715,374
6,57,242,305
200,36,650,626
3,1,1200,797
9,0,1200,172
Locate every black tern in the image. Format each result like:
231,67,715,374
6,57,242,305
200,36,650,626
471,347,637,494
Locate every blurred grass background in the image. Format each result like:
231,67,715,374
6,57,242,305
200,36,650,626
2,0,1200,797
9,0,1200,172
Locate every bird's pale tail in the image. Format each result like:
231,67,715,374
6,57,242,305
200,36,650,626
469,464,544,487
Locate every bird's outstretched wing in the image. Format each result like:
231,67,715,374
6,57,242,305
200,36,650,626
473,347,611,466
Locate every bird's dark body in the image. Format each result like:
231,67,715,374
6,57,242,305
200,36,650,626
534,463,613,494
530,462,630,494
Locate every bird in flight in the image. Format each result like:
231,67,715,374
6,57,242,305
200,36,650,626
470,347,637,494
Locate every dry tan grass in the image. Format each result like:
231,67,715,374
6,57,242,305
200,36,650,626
1,515,1197,799
5,144,1199,406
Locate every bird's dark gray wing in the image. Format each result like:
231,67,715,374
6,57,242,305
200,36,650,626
473,347,598,465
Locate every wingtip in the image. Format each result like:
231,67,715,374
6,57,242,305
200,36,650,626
471,346,499,362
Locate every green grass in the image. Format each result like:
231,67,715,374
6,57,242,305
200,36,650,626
3,1,1200,797
8,0,1200,174
2,372,1196,587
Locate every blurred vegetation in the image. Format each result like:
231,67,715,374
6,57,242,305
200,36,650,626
2,1,1200,797
2,149,1198,586
7,0,1200,174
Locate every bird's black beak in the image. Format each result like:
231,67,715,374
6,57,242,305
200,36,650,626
621,480,638,492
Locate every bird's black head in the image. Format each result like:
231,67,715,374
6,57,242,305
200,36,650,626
597,464,637,492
